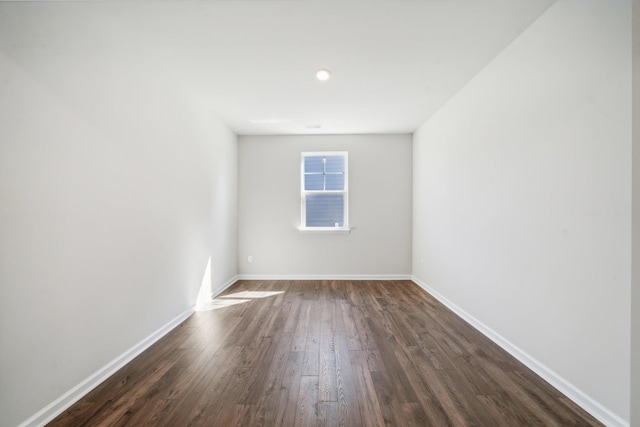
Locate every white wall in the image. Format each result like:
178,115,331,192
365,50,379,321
0,4,237,426
632,0,640,424
238,135,412,277
412,0,630,424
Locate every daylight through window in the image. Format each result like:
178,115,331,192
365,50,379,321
301,152,348,230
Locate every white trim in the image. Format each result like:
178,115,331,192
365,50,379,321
18,308,194,427
196,275,240,310
298,227,352,234
301,151,349,230
410,276,629,427
210,275,239,298
237,274,412,281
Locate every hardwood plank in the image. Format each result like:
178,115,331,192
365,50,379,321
318,298,338,402
295,376,319,426
334,331,363,427
392,345,462,426
274,351,304,427
158,345,243,426
248,311,296,425
317,402,339,427
292,300,312,351
370,370,400,426
339,300,363,351
302,301,321,376
480,361,580,426
350,350,386,427
397,402,430,427
557,396,604,426
212,403,254,427
365,317,419,404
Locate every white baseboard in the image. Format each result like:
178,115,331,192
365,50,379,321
27,275,620,426
18,307,194,427
236,274,412,281
410,276,628,427
211,275,239,298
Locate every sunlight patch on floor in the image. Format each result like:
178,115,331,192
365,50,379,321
195,289,284,312
220,291,284,299
196,298,251,312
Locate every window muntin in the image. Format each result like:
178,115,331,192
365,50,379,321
301,152,348,230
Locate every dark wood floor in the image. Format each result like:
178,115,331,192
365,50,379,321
48,280,601,426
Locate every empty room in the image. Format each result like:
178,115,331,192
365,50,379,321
1,0,638,426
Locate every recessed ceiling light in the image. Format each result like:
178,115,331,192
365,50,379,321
316,69,331,81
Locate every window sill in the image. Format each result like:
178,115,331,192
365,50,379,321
299,227,352,234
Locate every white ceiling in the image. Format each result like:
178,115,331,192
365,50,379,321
1,0,556,135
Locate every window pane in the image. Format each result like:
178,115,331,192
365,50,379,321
325,156,345,173
304,174,324,191
305,194,344,227
325,173,344,191
304,156,324,174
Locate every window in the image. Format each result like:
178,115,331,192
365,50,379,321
301,152,348,230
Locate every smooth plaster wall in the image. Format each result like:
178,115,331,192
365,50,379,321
632,0,640,424
0,4,238,426
238,135,412,277
412,0,630,424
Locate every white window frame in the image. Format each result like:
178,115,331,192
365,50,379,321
300,151,349,232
